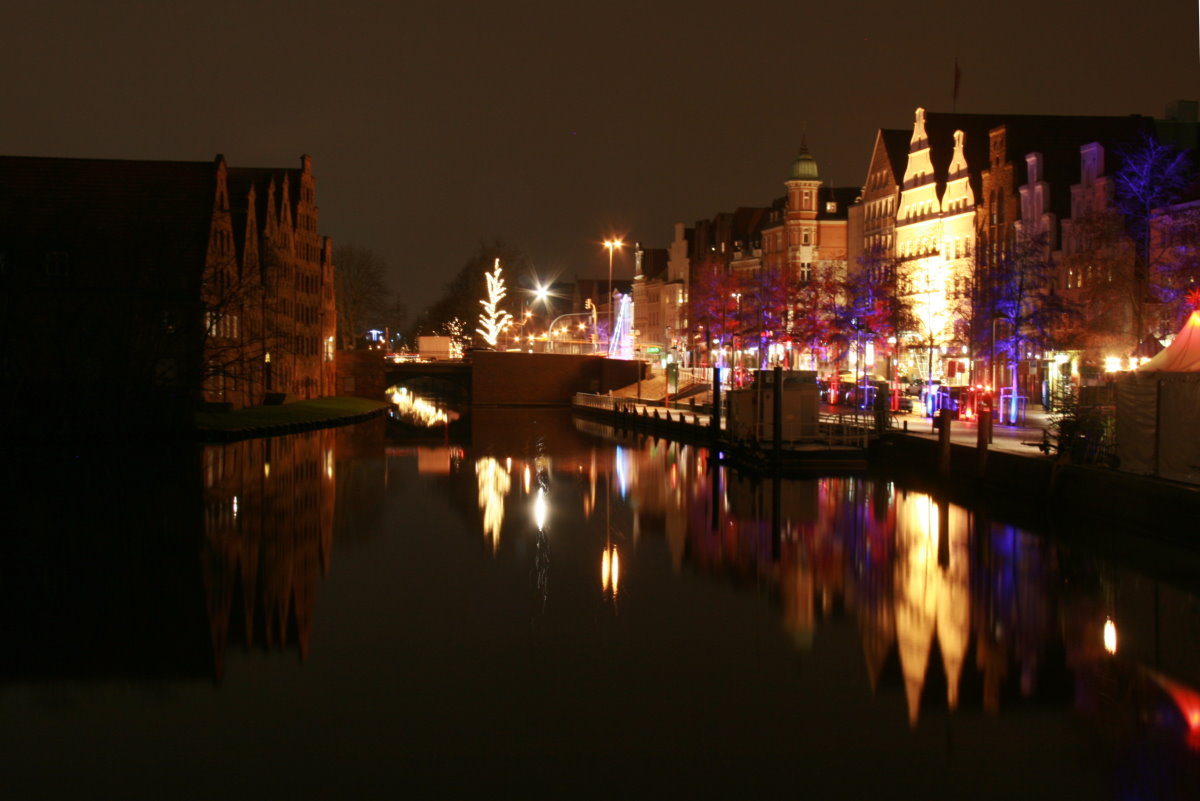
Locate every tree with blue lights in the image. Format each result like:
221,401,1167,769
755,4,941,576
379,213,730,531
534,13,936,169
1113,133,1196,344
978,229,1071,417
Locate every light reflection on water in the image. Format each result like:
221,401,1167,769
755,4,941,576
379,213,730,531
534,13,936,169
2,411,1198,797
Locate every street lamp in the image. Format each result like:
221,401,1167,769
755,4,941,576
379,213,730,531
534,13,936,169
605,239,623,349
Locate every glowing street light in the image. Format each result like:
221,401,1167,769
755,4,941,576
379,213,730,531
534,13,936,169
605,239,623,347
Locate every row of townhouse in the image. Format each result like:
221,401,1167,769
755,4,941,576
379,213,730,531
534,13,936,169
0,153,337,437
633,101,1199,403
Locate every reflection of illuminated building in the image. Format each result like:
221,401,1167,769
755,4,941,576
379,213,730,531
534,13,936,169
892,492,969,725
202,427,336,679
540,416,1200,740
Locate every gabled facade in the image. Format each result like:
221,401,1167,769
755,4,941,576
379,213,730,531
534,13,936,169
852,128,908,276
228,156,337,405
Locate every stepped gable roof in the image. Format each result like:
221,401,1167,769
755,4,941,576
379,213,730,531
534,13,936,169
225,170,261,267
920,111,1011,199
0,154,218,278
920,110,1155,213
999,113,1154,222
228,166,303,233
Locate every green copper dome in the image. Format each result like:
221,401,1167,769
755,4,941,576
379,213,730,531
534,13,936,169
789,141,819,181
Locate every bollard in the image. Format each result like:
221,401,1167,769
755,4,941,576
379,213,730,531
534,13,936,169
938,408,952,477
976,408,991,477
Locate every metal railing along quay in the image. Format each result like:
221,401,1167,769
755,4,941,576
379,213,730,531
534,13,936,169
571,392,876,450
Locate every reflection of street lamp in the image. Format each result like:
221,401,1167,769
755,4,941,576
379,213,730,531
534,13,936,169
605,239,623,347
731,292,742,369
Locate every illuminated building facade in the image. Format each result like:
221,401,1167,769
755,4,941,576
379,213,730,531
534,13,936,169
758,143,855,287
760,141,853,284
629,243,675,359
894,108,1000,385
871,107,1157,392
663,222,695,359
851,128,908,271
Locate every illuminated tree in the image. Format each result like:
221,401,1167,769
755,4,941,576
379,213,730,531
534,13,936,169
744,262,790,368
1112,133,1196,342
415,239,530,341
790,263,845,371
476,259,513,347
442,317,468,357
1148,201,1200,337
688,263,742,367
847,245,914,379
978,230,1071,409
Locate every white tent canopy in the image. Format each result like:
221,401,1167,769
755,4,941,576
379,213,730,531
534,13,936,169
1138,310,1200,373
1118,309,1200,483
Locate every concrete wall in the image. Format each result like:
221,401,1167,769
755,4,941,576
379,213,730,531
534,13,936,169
471,351,643,405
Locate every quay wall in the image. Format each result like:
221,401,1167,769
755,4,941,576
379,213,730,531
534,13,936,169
873,434,1199,546
571,398,1200,548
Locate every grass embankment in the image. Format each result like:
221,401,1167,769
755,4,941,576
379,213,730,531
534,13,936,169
195,396,390,441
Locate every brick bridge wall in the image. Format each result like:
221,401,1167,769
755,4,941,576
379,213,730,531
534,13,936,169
471,351,643,405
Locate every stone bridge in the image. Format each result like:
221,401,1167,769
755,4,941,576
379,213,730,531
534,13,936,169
385,352,644,405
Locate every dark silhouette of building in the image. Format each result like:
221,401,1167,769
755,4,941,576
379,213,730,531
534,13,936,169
0,153,337,438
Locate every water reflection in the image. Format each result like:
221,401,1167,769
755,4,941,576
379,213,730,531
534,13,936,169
4,410,1198,797
388,385,454,427
561,419,1200,756
474,456,510,554
201,428,339,678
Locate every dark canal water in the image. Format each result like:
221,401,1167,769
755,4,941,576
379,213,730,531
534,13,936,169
3,409,1198,799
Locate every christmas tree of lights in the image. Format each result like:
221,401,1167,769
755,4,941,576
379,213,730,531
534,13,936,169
476,258,514,347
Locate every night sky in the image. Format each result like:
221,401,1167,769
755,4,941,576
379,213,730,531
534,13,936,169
3,0,1197,314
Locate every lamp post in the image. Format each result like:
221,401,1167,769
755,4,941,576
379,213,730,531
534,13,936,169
605,239,623,350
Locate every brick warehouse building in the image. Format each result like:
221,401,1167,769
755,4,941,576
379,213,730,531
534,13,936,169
0,153,337,438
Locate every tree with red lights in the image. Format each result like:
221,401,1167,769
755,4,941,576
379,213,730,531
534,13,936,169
688,263,743,367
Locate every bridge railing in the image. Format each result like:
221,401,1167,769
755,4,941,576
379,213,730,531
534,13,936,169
572,393,617,412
